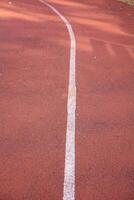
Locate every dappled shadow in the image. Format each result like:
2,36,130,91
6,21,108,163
48,0,134,48
0,0,68,53
44,0,134,67
0,0,47,22
1,0,133,59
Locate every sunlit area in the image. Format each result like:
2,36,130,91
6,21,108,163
118,0,134,5
0,1,57,22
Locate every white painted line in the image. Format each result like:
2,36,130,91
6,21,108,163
38,1,76,199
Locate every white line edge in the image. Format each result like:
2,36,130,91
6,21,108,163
38,1,76,200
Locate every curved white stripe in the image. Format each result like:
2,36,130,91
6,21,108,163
38,1,76,200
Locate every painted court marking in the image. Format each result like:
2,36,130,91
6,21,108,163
38,0,76,200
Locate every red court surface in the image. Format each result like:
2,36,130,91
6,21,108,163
0,0,134,199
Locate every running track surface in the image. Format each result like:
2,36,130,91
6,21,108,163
0,0,134,199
